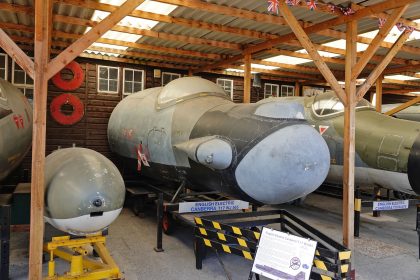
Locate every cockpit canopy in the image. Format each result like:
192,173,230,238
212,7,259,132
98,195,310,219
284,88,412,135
157,77,229,105
312,92,373,117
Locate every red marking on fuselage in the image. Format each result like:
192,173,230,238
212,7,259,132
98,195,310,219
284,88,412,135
12,114,24,129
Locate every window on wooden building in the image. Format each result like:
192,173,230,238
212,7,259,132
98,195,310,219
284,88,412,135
98,65,119,94
264,83,279,98
0,53,7,80
280,85,295,97
162,72,181,86
216,78,233,100
12,58,33,96
123,68,144,95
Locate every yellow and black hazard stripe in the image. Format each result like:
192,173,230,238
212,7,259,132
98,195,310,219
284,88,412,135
194,217,260,241
313,250,351,280
195,226,257,250
197,236,254,261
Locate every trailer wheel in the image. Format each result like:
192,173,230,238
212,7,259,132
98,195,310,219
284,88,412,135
162,212,175,235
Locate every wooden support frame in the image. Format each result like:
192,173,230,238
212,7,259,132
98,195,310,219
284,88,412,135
376,76,383,113
351,5,408,80
29,0,53,278
357,30,412,101
46,0,145,80
0,29,34,79
343,19,357,252
384,96,420,116
278,1,346,105
195,0,415,73
243,53,251,103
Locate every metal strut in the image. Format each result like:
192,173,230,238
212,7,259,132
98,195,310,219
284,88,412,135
170,180,186,203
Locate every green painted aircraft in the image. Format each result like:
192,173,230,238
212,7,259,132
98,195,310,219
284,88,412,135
259,92,420,196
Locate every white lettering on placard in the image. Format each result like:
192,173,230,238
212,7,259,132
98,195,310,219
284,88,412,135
178,200,249,213
372,200,409,211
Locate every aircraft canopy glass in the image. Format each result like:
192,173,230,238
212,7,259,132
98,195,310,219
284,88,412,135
157,77,228,105
312,92,373,117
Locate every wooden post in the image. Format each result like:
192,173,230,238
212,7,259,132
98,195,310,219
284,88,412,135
294,82,300,96
343,20,357,252
376,76,383,112
29,0,53,278
243,53,251,103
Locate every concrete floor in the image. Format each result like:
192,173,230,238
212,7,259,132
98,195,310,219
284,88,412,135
9,193,420,280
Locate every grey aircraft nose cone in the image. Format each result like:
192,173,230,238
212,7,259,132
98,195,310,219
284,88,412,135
235,124,330,204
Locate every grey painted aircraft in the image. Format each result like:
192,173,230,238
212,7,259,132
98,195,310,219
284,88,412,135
44,147,125,235
108,77,330,205
0,79,32,182
381,103,420,122
260,92,420,195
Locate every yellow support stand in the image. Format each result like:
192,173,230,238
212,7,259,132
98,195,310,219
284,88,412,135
43,234,122,280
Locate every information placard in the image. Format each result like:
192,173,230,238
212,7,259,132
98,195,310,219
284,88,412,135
252,228,317,280
178,200,249,213
372,200,409,211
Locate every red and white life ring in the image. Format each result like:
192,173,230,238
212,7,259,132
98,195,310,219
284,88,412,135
52,61,84,91
50,93,84,126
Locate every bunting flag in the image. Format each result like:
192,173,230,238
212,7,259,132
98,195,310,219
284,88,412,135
285,0,300,6
396,22,405,32
267,0,279,14
137,143,150,171
307,0,316,11
378,18,386,29
397,22,415,33
339,6,355,16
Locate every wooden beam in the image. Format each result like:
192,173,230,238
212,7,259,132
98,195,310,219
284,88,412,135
383,64,420,75
157,0,290,26
78,52,190,70
383,78,420,87
376,76,383,112
343,19,357,252
52,14,241,51
384,96,420,116
357,30,412,101
68,46,202,66
383,90,420,96
383,86,420,93
228,66,321,80
52,34,222,61
294,82,300,96
46,0,145,80
352,6,408,80
252,59,345,76
0,29,34,79
29,0,53,278
278,1,346,105
243,53,251,103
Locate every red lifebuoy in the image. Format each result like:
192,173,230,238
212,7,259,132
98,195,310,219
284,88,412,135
52,61,84,91
50,93,84,125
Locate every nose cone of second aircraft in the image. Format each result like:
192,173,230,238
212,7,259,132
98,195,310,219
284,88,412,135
234,124,330,205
